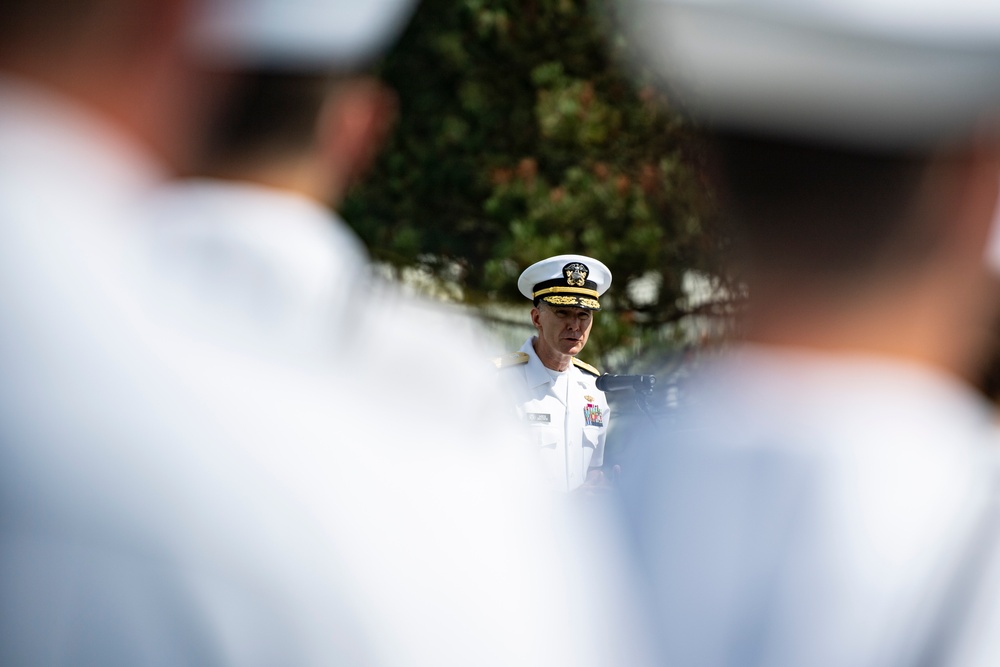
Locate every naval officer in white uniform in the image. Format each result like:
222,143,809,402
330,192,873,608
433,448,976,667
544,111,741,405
497,255,613,493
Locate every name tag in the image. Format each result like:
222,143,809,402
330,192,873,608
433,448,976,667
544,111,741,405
525,413,551,424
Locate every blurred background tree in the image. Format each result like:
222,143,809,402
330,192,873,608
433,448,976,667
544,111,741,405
341,0,737,370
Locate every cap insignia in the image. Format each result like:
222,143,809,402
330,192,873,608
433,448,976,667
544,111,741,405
563,262,589,287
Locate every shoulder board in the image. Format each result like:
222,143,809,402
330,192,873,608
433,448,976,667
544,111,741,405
493,351,529,370
572,358,600,377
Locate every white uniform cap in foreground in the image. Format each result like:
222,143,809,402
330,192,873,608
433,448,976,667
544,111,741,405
619,0,1000,147
190,0,419,69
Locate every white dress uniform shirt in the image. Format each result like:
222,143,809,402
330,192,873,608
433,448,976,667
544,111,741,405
0,72,390,667
619,345,1000,667
144,179,373,358
500,336,611,492
0,77,652,667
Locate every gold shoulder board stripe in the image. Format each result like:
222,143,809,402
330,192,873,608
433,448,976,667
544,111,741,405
493,351,529,369
572,358,600,377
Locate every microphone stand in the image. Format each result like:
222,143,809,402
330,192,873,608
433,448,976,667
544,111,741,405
633,383,658,428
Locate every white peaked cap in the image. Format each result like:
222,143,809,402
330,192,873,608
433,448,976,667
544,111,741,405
190,0,420,69
518,254,612,311
619,0,1000,147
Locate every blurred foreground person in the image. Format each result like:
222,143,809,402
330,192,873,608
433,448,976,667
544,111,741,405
496,254,614,493
0,1,646,665
617,1,1000,665
147,2,404,351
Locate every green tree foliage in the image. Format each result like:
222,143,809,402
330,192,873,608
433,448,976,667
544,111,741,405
341,0,734,364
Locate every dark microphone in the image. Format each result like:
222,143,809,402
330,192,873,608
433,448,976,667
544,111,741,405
595,374,656,393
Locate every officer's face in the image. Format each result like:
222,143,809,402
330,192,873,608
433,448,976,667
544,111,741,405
531,303,594,359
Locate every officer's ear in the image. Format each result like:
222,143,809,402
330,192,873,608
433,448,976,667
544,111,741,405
530,307,542,330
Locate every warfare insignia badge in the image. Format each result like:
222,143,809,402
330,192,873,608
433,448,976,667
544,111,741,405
563,262,589,287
